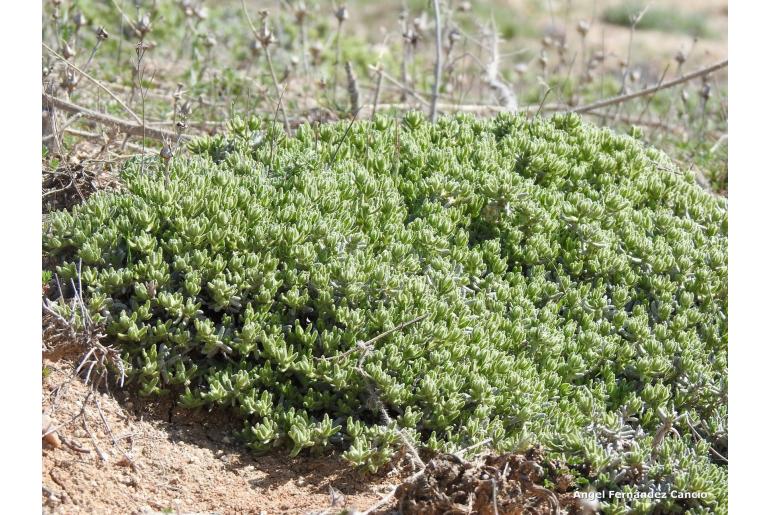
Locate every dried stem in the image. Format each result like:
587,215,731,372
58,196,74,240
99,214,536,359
240,1,291,134
571,59,727,114
482,20,517,111
42,93,185,144
429,0,442,122
371,64,384,118
345,61,360,115
42,42,142,124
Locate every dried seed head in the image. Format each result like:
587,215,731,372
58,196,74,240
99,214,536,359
457,1,472,12
72,11,87,30
249,39,261,57
539,53,548,69
448,28,461,44
146,280,157,299
194,6,208,20
675,50,687,65
50,0,61,6
202,33,217,48
403,28,419,47
700,82,712,101
61,41,76,60
180,100,193,117
96,26,110,40
60,69,77,92
257,19,274,48
413,13,428,34
335,5,349,23
541,35,554,48
135,41,151,58
160,144,174,161
173,83,185,101
176,121,187,131
577,20,590,36
294,2,308,22
180,0,194,17
630,69,641,83
137,13,151,35
309,42,323,64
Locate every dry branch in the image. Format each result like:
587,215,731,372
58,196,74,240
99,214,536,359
482,21,517,111
42,93,187,144
571,59,728,114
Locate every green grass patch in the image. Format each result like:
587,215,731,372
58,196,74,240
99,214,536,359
602,3,714,38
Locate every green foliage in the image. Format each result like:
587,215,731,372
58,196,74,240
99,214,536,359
43,113,727,512
602,3,714,38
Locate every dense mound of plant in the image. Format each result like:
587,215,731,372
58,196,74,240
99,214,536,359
43,112,727,513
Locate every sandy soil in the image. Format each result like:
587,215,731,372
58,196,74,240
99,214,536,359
42,345,407,514
504,0,727,63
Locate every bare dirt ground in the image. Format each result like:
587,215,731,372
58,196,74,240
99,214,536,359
511,0,727,64
41,336,588,515
42,354,589,515
42,345,407,514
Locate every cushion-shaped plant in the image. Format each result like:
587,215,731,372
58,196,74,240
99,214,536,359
43,112,727,513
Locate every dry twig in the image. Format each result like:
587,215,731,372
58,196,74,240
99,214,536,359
42,93,186,144
572,59,728,114
429,0,442,122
